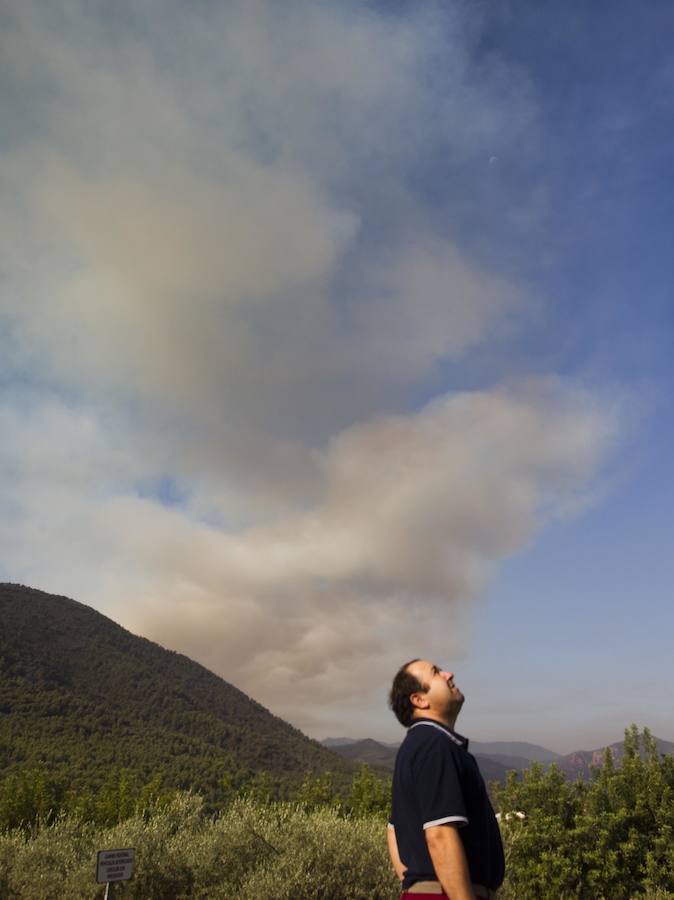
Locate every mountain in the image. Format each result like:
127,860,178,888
327,738,398,770
472,755,511,785
0,583,355,802
556,734,674,781
324,736,558,763
470,740,560,763
324,733,674,785
478,753,534,771
324,738,512,784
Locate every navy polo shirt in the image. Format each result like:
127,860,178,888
389,718,504,891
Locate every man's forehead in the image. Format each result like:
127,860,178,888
408,658,434,679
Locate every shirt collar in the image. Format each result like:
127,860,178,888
409,717,469,749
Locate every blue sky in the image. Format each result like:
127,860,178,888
436,0,674,750
1,0,672,751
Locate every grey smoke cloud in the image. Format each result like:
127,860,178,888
0,380,616,732
0,1,617,733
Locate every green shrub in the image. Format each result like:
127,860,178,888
494,726,674,900
0,794,399,899
3,727,673,898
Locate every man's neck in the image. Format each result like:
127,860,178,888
413,710,459,731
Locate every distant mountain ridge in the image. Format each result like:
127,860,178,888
322,737,359,747
326,738,398,770
323,732,674,782
323,737,515,784
324,736,560,761
0,583,355,802
470,740,560,763
555,735,674,780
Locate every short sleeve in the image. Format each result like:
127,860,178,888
413,739,468,830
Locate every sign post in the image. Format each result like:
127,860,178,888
96,848,135,897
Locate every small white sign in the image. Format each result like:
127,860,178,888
96,848,135,884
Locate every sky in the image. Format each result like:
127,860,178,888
1,0,673,754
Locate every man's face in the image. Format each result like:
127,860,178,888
407,659,465,720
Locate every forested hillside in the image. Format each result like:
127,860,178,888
0,584,354,803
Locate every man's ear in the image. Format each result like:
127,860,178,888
410,691,429,710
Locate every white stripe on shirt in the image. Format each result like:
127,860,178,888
423,815,469,829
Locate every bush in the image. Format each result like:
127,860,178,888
0,794,400,899
3,728,673,898
493,726,674,900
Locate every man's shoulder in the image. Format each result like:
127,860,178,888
405,720,466,743
397,721,464,760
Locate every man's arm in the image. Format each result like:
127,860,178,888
386,824,406,882
425,824,475,900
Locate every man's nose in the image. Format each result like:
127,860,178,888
440,670,453,681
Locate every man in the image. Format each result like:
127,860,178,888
387,659,504,900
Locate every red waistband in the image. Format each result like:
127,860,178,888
401,887,494,899
401,894,447,900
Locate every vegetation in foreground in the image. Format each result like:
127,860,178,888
493,726,674,899
1,727,673,899
0,794,399,900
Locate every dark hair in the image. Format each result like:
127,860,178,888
388,658,425,728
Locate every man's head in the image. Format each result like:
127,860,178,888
389,658,465,728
